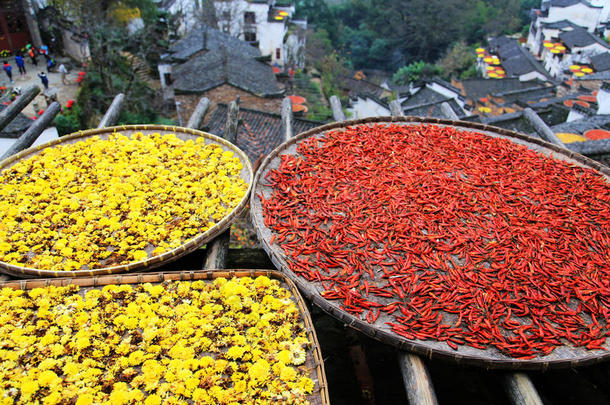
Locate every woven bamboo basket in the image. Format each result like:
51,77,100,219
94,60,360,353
0,269,330,405
250,116,610,370
0,125,253,278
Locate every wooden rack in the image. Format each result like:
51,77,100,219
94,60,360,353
0,86,607,405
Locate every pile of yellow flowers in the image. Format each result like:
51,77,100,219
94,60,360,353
0,133,249,271
0,276,316,404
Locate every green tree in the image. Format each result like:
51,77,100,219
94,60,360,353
437,40,476,80
393,61,441,85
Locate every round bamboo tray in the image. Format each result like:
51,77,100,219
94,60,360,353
250,116,610,370
0,269,329,405
0,125,253,278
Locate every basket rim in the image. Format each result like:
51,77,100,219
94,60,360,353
0,269,330,405
0,124,254,278
250,116,610,370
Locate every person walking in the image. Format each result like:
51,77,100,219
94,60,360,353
38,71,49,89
58,63,68,84
2,61,13,83
28,47,38,66
15,54,26,76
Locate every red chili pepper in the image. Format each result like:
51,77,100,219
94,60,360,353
261,123,610,358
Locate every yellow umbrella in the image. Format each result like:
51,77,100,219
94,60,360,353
574,72,585,77
484,57,493,63
488,73,498,78
556,133,587,143
543,42,554,48
486,66,495,71
475,48,485,52
582,67,593,73
274,15,284,20
279,11,289,16
569,65,581,70
550,49,561,54
556,45,566,51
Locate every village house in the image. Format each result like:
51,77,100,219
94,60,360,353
398,78,470,119
158,24,285,115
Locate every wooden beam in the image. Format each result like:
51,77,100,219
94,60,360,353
330,95,346,121
399,354,439,405
203,98,240,270
97,93,125,128
440,102,459,120
389,100,402,117
1,101,61,160
186,97,210,130
0,85,40,132
504,373,544,405
281,97,294,142
522,108,564,147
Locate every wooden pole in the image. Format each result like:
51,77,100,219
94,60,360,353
522,108,564,147
203,98,240,270
1,101,61,161
186,97,210,130
399,354,439,405
440,102,459,120
0,85,40,132
504,373,544,405
389,100,402,117
281,97,294,142
97,94,125,128
330,95,346,121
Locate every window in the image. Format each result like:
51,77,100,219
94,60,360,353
222,24,230,33
222,10,231,20
276,48,281,59
245,31,257,42
244,12,256,24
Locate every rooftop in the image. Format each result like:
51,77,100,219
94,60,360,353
172,49,282,96
164,24,261,63
459,78,547,102
0,104,32,139
558,28,610,49
548,0,599,8
204,103,322,163
591,52,610,72
402,98,467,119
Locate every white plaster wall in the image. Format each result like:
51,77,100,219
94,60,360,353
519,71,547,82
348,98,390,119
426,82,465,109
547,4,601,32
567,109,586,122
597,88,610,114
259,22,286,64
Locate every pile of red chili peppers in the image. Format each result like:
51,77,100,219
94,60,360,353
261,123,610,358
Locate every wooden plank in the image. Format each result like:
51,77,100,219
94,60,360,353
522,108,564,148
330,95,346,121
186,97,210,130
1,102,61,161
440,102,459,120
203,98,240,270
399,354,439,405
281,97,294,142
504,373,544,405
97,93,125,128
389,100,402,117
0,85,40,132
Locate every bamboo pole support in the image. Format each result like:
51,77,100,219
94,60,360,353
281,97,294,142
1,101,61,160
186,97,210,130
203,98,240,270
522,108,564,147
0,85,40,132
504,373,544,405
330,95,346,121
97,93,125,128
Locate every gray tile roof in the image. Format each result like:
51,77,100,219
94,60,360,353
341,75,388,100
402,98,467,119
172,48,282,96
401,86,449,108
0,104,32,139
460,78,546,101
575,70,610,80
541,19,583,30
494,85,556,105
549,0,597,7
165,24,261,63
591,52,610,72
559,28,610,49
204,104,322,163
552,114,610,134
